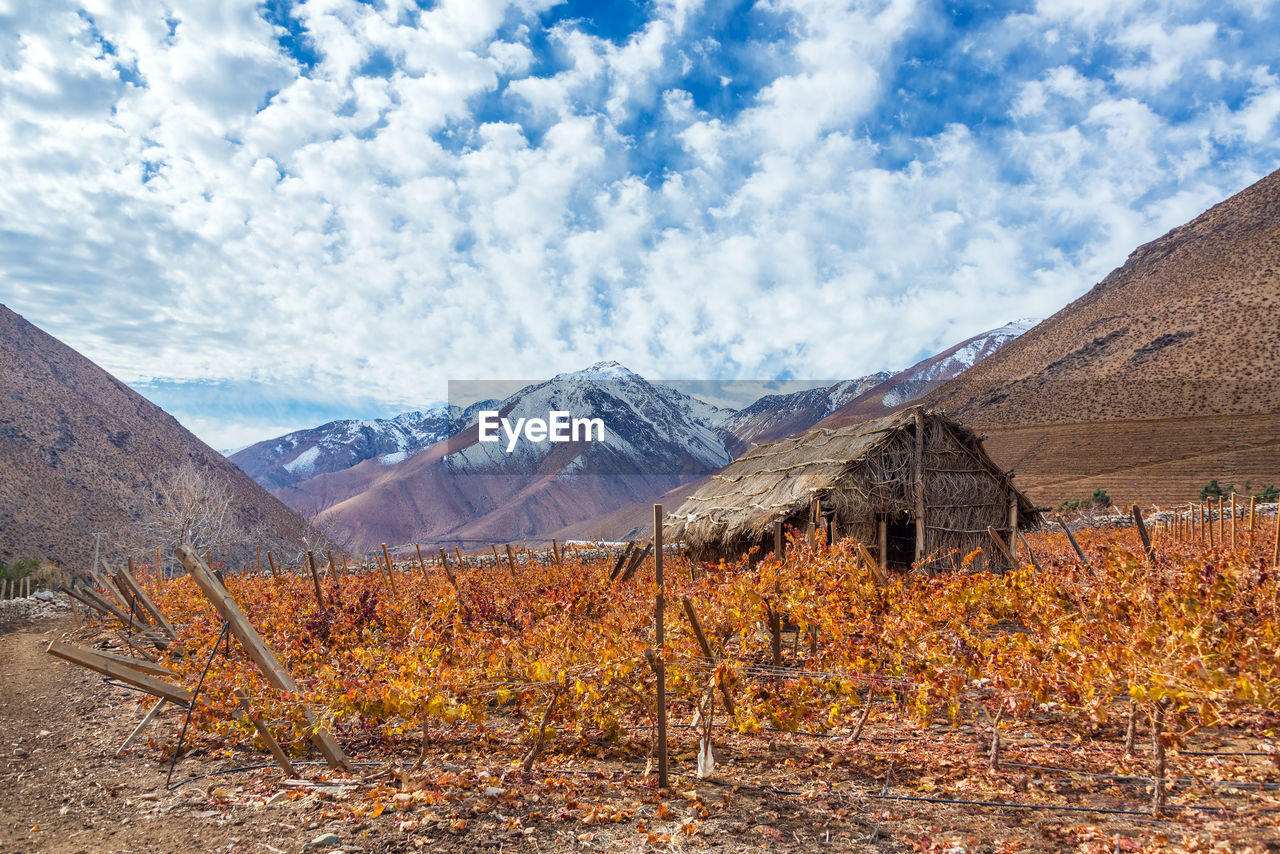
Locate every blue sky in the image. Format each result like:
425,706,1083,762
1,0,1278,449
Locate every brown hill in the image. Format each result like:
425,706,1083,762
823,168,1280,507
922,168,1280,426
0,304,310,571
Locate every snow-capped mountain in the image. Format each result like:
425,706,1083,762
819,319,1041,427
444,361,737,477
721,373,892,446
229,407,461,490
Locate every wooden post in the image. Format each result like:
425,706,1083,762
878,518,888,575
774,518,784,562
234,689,297,778
680,595,735,716
455,546,464,568
653,504,667,790
438,548,459,591
266,551,278,577
913,408,926,565
1249,496,1256,546
1273,506,1280,568
381,543,398,597
1217,497,1225,546
307,551,324,609
1131,505,1155,564
505,544,518,578
1207,502,1215,547
175,545,349,770
414,544,428,580
1230,494,1237,549
1008,497,1018,560
1151,702,1167,816
552,538,562,566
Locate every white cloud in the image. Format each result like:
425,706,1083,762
0,0,1278,447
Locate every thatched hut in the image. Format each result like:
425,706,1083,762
664,407,1041,571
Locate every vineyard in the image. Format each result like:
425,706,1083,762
42,509,1280,852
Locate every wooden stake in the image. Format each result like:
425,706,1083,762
987,525,1018,570
1230,494,1237,549
1131,505,1155,564
988,706,1004,771
266,551,278,577
1124,699,1138,756
505,544,518,578
1273,506,1279,568
877,518,888,574
234,689,297,778
381,543,398,597
552,538,562,566
609,543,635,582
856,542,888,587
175,545,349,770
619,543,652,584
1054,522,1085,568
653,504,668,790
415,544,428,580
438,548,459,591
773,519,784,562
1248,496,1256,546
307,551,325,609
680,595,735,716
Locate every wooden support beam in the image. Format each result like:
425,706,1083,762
119,699,168,754
855,542,888,587
175,545,349,770
504,544,518,578
116,561,179,640
609,542,635,582
85,646,178,679
773,518,784,562
986,525,1018,570
46,641,192,706
234,689,297,779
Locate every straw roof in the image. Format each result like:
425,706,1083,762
665,407,1033,550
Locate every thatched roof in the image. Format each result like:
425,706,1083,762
664,407,1034,549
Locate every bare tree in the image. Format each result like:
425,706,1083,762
137,461,238,558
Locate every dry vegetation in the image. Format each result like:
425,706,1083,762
13,510,1279,853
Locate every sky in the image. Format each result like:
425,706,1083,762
1,0,1278,450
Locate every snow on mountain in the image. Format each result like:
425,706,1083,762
721,373,892,446
444,361,737,477
880,320,1039,407
230,405,460,490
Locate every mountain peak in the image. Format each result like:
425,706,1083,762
559,360,639,382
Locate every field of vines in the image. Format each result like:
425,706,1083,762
112,520,1280,851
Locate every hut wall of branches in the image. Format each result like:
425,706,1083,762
665,408,1041,572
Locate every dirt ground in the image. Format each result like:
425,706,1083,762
2,615,1275,854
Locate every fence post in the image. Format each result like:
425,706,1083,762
654,503,667,790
